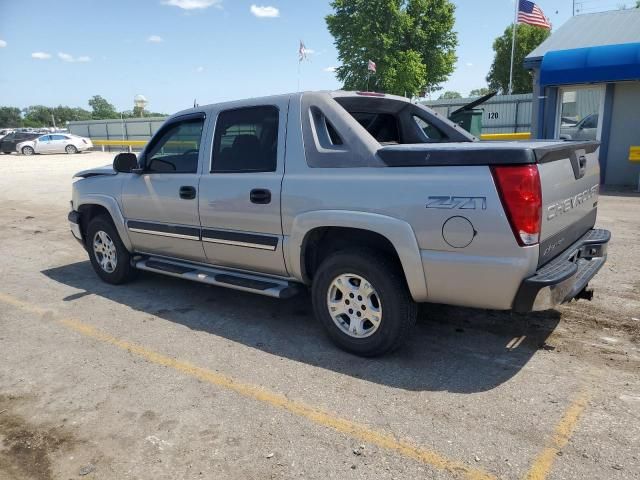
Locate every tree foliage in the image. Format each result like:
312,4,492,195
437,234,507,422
486,23,550,94
88,95,118,120
326,0,458,96
0,107,22,127
469,87,491,97
438,90,462,99
2,94,168,127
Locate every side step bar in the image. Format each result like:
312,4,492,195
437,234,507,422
135,258,302,299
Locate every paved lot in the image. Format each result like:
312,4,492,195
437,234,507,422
0,151,638,480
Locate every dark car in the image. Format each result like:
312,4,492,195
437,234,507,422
1,132,41,154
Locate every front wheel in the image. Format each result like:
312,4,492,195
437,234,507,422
86,215,137,284
65,144,78,154
312,250,417,356
21,146,34,155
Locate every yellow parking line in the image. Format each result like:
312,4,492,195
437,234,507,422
0,292,495,480
523,392,590,480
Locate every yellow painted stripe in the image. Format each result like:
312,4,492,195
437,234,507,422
523,392,589,480
629,146,640,162
92,139,148,146
0,292,495,480
480,132,531,141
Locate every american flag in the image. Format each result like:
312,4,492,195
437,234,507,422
517,0,551,29
298,40,307,62
367,59,376,73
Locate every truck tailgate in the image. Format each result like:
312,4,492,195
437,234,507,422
535,141,600,266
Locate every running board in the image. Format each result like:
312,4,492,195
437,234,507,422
135,258,302,299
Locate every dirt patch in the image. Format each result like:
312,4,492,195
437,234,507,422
0,395,74,480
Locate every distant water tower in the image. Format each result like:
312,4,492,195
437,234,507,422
134,94,148,117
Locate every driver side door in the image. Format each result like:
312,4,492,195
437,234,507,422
120,113,207,262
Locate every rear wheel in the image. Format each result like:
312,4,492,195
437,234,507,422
21,146,34,155
65,144,78,154
86,215,137,284
311,249,417,356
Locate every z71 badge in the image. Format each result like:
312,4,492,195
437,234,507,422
426,196,487,210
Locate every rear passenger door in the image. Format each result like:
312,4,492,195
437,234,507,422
48,134,68,153
198,101,288,276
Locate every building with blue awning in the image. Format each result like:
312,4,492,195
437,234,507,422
524,8,640,186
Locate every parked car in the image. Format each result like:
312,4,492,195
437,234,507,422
0,128,15,140
68,91,610,356
17,133,93,155
560,113,599,141
0,131,40,154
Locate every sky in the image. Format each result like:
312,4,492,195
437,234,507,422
0,0,637,113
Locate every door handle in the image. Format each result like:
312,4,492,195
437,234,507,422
179,185,196,200
250,188,271,204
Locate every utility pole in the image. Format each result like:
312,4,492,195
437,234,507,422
51,113,56,129
508,0,519,95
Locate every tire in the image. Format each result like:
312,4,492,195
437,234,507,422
86,215,137,284
21,146,34,155
311,249,417,356
65,144,78,154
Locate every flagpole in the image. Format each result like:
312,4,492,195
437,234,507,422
508,0,518,95
297,60,301,92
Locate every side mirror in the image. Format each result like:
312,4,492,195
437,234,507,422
113,152,139,173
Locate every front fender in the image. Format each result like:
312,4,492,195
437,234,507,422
76,194,133,252
288,210,429,302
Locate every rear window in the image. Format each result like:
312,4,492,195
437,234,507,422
349,112,400,144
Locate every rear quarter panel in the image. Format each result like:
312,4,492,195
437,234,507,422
281,165,539,309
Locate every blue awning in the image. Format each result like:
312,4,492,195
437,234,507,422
540,42,640,86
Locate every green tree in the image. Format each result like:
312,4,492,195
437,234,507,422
52,105,92,125
88,95,118,119
326,0,457,97
438,90,462,99
469,87,491,97
23,105,53,127
486,23,550,94
0,107,23,127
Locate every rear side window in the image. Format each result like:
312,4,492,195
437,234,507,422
211,106,279,173
145,117,204,173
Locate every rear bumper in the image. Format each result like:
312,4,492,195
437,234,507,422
513,228,610,313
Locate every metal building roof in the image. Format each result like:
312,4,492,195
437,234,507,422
526,8,640,62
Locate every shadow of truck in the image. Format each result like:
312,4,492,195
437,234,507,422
42,261,560,394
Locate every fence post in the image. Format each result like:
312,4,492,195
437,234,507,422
514,100,520,133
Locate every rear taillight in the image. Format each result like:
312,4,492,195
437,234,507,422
491,165,542,246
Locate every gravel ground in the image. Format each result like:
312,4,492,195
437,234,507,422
0,151,638,480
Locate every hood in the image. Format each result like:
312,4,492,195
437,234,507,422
73,164,117,178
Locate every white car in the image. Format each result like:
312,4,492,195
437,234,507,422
17,133,93,155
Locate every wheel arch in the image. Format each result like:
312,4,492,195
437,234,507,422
288,211,428,302
77,195,133,251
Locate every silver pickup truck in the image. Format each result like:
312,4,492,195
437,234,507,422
69,91,610,356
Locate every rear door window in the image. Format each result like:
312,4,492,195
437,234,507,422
211,106,279,173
